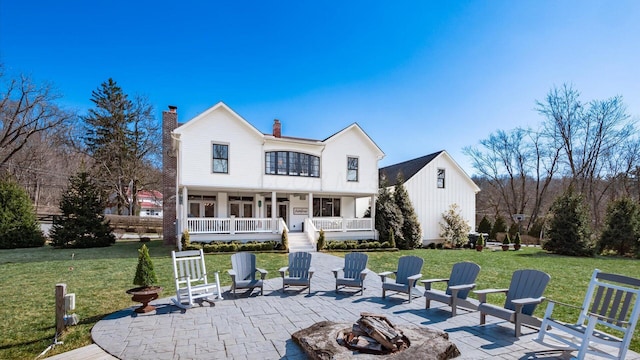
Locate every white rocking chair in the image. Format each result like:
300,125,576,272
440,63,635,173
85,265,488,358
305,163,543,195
172,249,223,309
537,269,640,360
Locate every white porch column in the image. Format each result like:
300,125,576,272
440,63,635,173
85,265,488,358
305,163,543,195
181,187,188,233
271,191,277,233
308,193,313,219
370,194,376,231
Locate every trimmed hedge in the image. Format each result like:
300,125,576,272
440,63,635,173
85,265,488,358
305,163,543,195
184,241,278,253
324,239,392,250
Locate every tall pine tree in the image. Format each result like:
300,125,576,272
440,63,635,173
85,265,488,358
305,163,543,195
393,174,422,249
374,177,404,247
83,79,159,215
50,171,115,248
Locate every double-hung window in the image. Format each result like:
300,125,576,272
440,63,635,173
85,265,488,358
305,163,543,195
347,157,358,182
212,143,228,173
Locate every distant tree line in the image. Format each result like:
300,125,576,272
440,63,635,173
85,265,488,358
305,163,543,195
466,84,640,257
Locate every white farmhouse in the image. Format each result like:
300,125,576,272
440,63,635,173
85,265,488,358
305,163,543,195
378,151,480,246
161,102,384,250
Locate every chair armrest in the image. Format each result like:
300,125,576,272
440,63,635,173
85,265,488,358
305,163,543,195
449,283,476,291
309,267,315,278
256,268,268,280
474,288,508,303
359,269,369,280
546,298,583,310
278,267,288,277
332,267,343,278
421,278,449,291
408,274,422,282
512,297,545,306
227,269,236,279
378,271,393,282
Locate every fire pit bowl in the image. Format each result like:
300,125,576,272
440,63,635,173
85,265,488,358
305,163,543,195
292,314,460,359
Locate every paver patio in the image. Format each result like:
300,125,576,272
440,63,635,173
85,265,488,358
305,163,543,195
90,252,640,359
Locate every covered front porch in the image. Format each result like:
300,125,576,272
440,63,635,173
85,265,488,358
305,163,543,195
178,187,377,244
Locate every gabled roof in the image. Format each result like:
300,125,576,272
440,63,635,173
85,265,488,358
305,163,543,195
173,101,264,138
380,151,444,186
323,123,385,158
380,150,480,192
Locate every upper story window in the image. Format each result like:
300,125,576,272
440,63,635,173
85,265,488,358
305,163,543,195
437,168,445,188
212,143,229,173
265,151,320,177
347,157,358,182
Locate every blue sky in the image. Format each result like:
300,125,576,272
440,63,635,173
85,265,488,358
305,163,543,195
1,1,639,175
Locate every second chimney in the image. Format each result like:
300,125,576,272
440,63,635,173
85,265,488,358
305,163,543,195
273,119,281,138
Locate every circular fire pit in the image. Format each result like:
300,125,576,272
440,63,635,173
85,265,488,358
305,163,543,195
291,314,460,359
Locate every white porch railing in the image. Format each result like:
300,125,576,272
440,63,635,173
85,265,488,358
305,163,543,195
187,217,278,234
187,217,371,234
311,217,373,232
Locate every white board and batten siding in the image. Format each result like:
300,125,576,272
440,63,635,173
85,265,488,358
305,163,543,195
406,152,479,244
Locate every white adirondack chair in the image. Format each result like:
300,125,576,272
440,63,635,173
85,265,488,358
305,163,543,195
537,269,640,360
172,249,222,309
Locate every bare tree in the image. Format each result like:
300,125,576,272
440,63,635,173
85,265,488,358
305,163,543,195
464,126,560,231
0,65,73,175
536,84,634,228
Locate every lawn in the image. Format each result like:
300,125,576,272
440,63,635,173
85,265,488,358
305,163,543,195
1,241,639,359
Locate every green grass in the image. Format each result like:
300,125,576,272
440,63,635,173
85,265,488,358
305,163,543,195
1,243,639,359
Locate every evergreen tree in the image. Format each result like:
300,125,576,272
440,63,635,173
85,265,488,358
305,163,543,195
50,171,115,248
393,174,422,249
83,78,159,215
0,180,44,249
439,204,471,247
598,197,640,256
545,187,593,256
490,215,507,240
477,215,492,234
133,244,158,287
375,177,404,248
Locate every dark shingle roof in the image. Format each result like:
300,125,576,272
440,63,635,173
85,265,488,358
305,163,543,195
379,150,444,186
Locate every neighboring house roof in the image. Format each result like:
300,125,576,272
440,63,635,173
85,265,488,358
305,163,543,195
137,190,163,200
379,151,444,186
379,150,480,192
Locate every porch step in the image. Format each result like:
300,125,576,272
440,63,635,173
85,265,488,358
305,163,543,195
287,232,315,253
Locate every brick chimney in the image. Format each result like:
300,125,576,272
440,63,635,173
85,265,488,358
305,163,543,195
273,119,281,138
162,105,178,246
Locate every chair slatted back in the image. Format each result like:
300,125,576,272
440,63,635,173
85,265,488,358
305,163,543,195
447,262,481,299
173,249,208,286
505,269,550,315
343,252,368,279
231,252,256,281
395,256,424,286
288,252,312,278
579,269,640,334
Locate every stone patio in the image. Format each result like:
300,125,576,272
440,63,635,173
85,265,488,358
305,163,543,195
90,252,640,359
